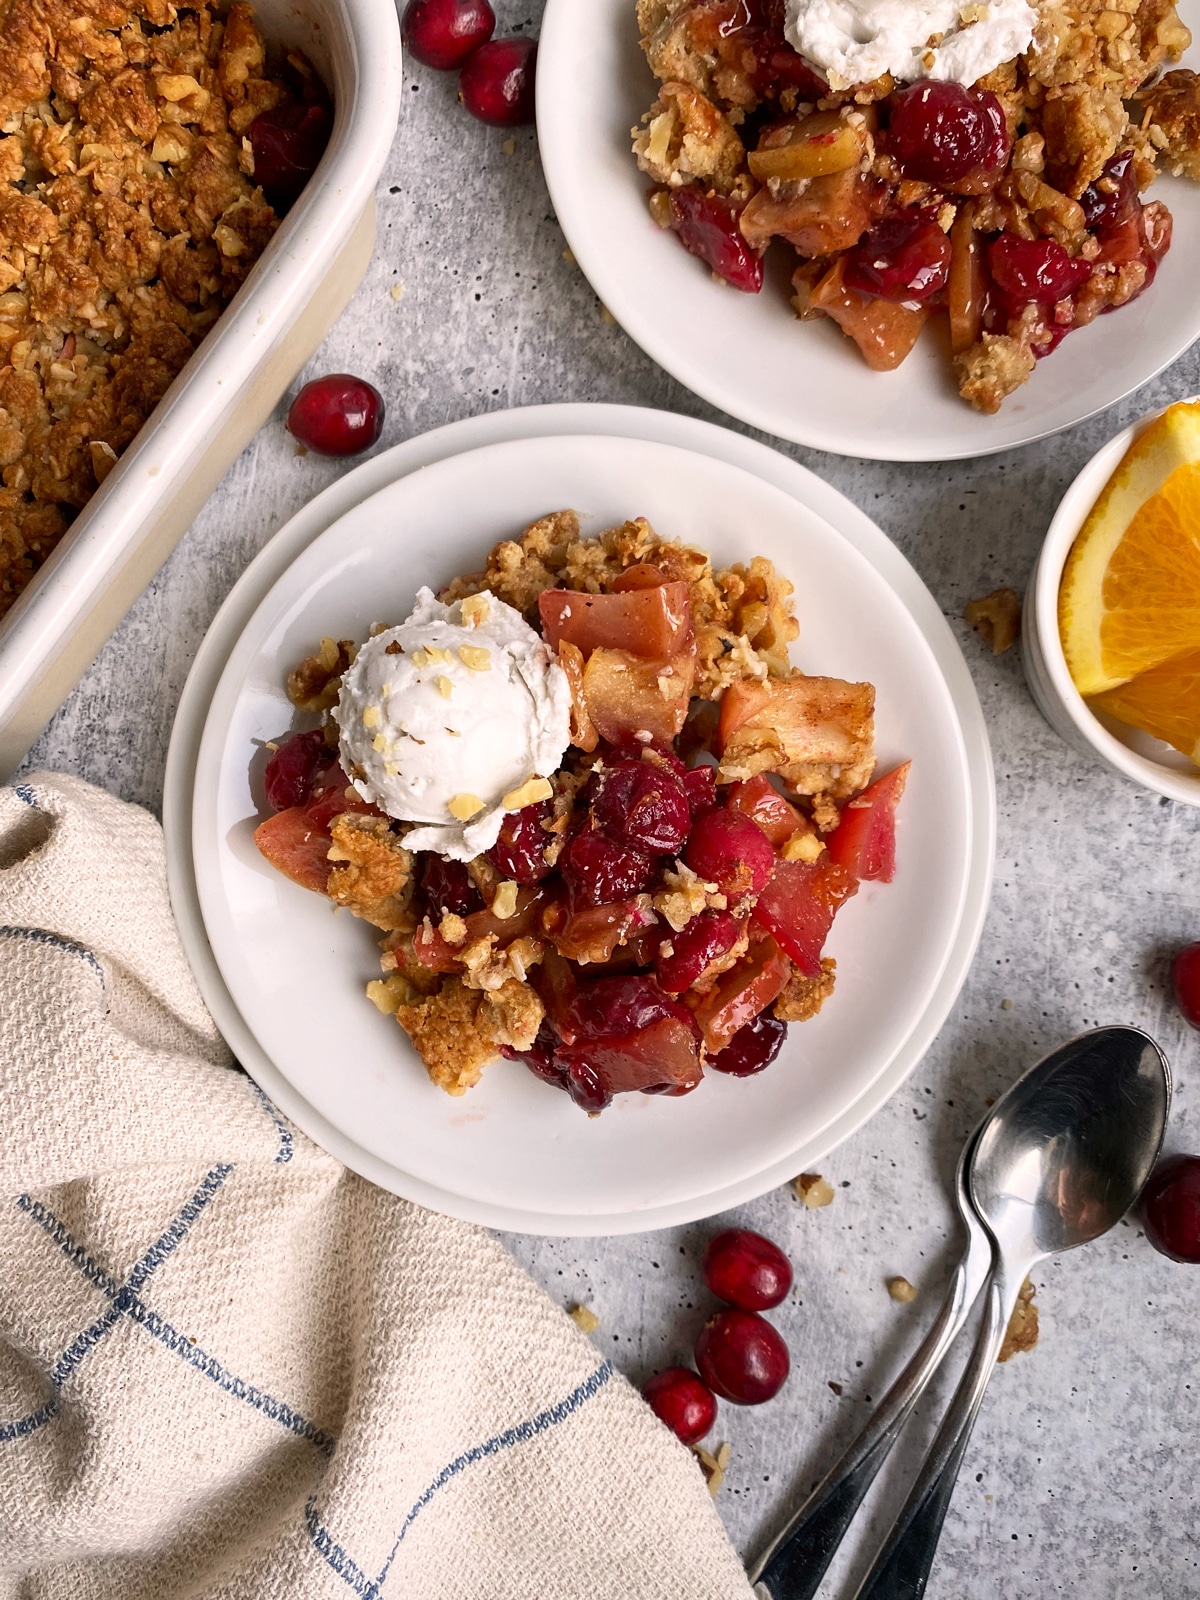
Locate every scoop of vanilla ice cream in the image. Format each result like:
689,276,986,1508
334,587,571,862
785,0,1036,88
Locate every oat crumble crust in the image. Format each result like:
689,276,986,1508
0,0,301,618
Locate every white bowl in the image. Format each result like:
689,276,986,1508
171,413,995,1234
536,0,1200,462
0,0,404,779
1024,398,1200,805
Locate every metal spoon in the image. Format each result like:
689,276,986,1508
748,1129,992,1600
851,1024,1170,1600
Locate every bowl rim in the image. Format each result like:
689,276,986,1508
1030,394,1200,806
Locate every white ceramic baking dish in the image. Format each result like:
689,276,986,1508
0,0,403,779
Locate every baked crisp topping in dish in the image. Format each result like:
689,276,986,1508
253,512,911,1113
0,0,330,619
630,0,1198,412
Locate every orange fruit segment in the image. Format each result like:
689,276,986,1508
1090,648,1200,768
1059,401,1200,696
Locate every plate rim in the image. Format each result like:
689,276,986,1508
534,0,1200,463
164,402,996,1234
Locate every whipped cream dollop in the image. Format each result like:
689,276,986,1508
334,587,571,863
784,0,1037,88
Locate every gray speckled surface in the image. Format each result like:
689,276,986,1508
18,4,1200,1592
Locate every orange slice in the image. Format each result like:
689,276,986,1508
1090,648,1200,768
1059,401,1200,697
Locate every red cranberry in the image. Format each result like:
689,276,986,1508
695,1308,789,1404
587,759,691,856
459,36,536,126
684,808,775,898
560,829,655,907
505,1022,568,1089
656,908,741,995
642,1368,717,1445
988,236,1091,307
566,975,681,1040
708,1009,787,1076
249,92,332,212
1080,150,1140,231
421,854,483,917
703,1228,793,1310
887,81,1008,188
669,188,764,293
487,802,554,884
1142,1154,1200,1264
1173,944,1200,1030
843,210,952,302
263,728,328,811
287,375,384,457
683,764,717,817
401,0,494,69
564,1056,613,1114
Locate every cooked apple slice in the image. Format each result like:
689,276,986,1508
740,167,874,256
539,581,694,659
804,258,931,372
718,673,875,798
583,647,697,747
747,109,870,182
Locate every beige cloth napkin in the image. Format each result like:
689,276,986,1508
0,772,755,1600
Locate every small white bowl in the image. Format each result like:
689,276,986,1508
1024,398,1200,807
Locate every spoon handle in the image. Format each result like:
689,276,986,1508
748,1229,992,1600
850,1265,1026,1600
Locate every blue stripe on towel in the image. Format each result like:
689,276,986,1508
247,1078,295,1163
0,926,105,988
13,783,36,807
4,1170,333,1457
306,1359,615,1598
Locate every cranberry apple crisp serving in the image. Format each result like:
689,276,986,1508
253,512,909,1114
0,0,331,620
631,0,1200,413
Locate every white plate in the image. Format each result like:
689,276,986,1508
536,0,1200,462
167,405,995,1233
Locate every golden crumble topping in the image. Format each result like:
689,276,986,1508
0,0,317,618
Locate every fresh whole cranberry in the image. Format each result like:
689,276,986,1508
488,801,554,884
587,759,691,856
695,1308,789,1404
560,828,655,907
287,375,385,457
703,1228,793,1310
263,728,329,811
685,808,775,899
249,92,333,212
459,35,537,126
656,908,741,995
887,81,1008,188
669,188,764,293
708,1009,787,1077
989,235,1091,308
843,210,952,302
642,1368,718,1445
421,854,483,918
1141,1154,1200,1263
401,0,494,69
1080,150,1140,231
1172,944,1200,1029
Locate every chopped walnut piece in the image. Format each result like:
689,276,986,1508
964,587,1022,654
998,1276,1039,1361
288,637,356,712
888,1276,919,1303
1139,69,1200,180
793,1172,835,1208
568,1304,600,1333
692,1440,732,1497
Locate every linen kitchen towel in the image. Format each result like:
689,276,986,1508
0,772,755,1600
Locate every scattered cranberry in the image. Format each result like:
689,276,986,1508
685,808,775,898
668,188,764,293
1080,150,1140,231
989,236,1091,307
1172,944,1200,1030
488,802,554,884
421,854,483,918
843,211,952,303
402,0,494,69
695,1308,789,1404
263,728,328,810
560,829,655,907
642,1368,718,1445
1142,1154,1200,1264
587,759,691,856
703,1228,793,1311
249,91,333,211
656,909,741,995
287,375,384,457
708,1009,787,1077
459,35,537,126
887,81,1008,188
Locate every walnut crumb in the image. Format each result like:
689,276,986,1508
693,1440,731,1496
793,1172,835,1208
964,587,1022,654
568,1304,600,1333
888,1276,919,1303
998,1277,1039,1361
